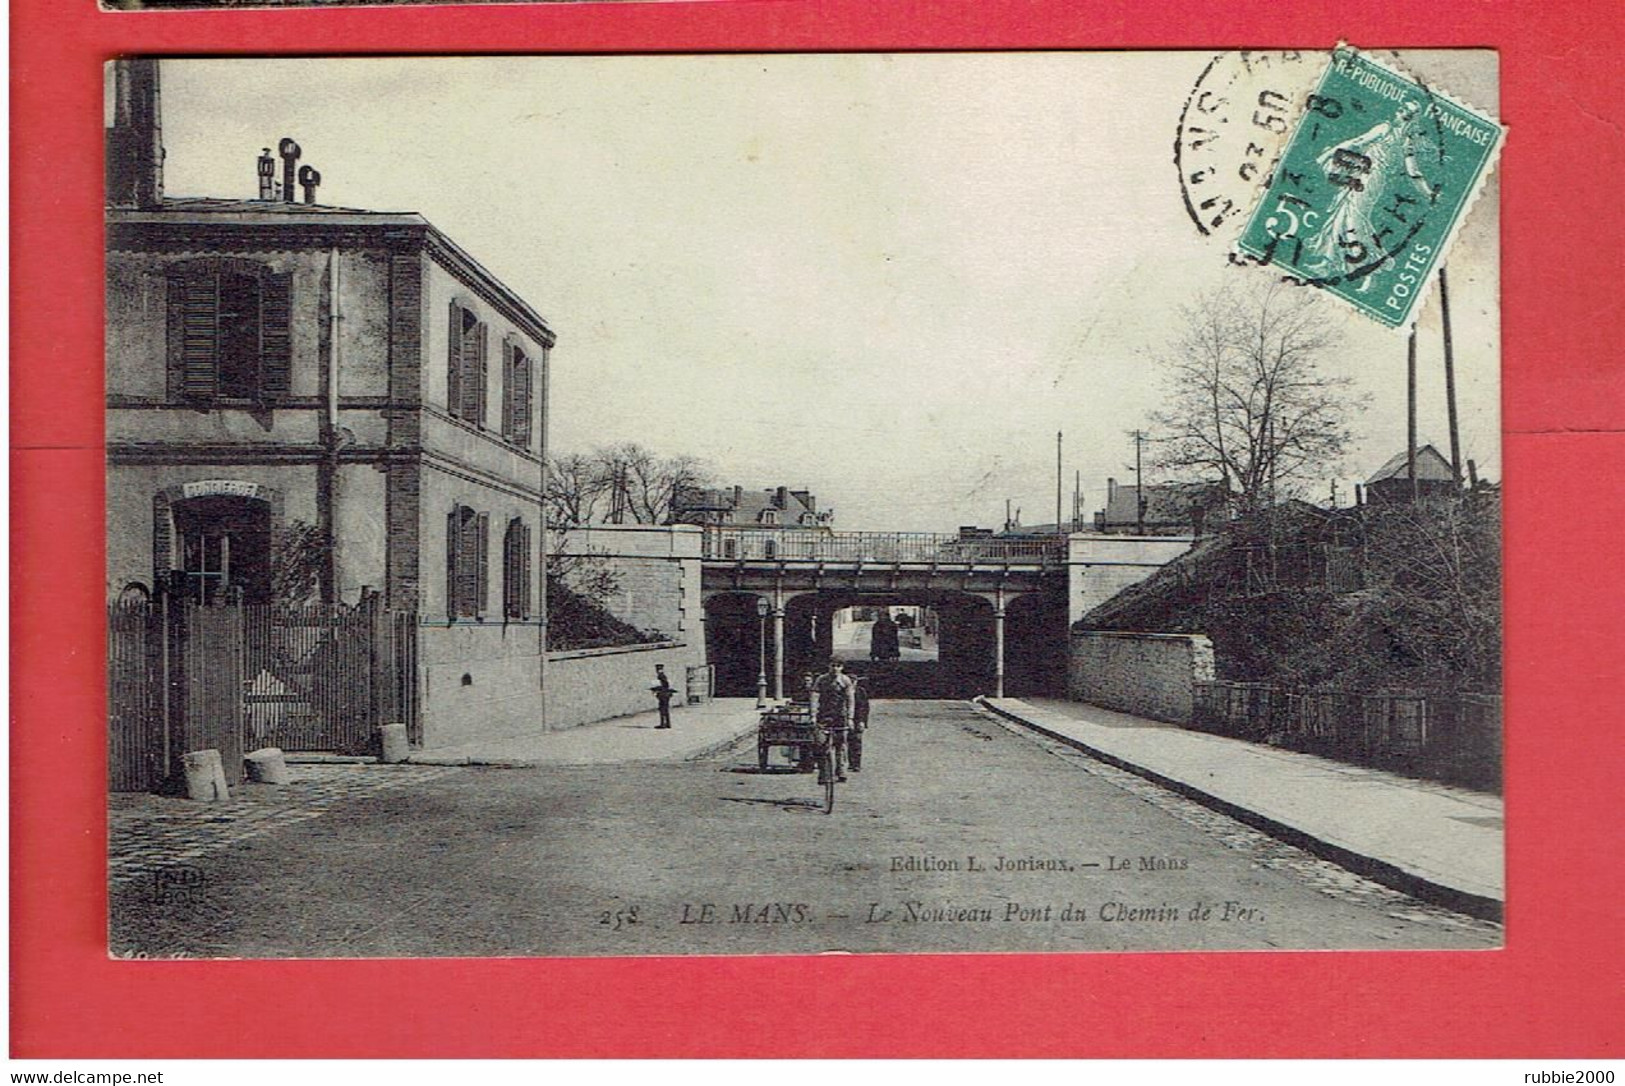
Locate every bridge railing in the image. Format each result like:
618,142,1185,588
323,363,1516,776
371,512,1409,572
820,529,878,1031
701,527,1064,564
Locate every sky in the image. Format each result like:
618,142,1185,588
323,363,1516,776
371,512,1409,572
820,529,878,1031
153,52,1501,532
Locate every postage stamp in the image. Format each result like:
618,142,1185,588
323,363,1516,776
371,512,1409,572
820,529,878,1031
1174,50,1322,240
1233,46,1504,329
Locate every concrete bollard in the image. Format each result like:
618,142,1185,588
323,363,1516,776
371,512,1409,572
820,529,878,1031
244,747,291,785
377,723,409,764
181,749,231,802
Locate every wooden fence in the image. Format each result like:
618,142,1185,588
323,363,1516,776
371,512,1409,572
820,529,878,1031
108,592,420,791
1192,680,1501,791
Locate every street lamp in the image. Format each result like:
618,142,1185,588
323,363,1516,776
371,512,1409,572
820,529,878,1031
755,597,770,709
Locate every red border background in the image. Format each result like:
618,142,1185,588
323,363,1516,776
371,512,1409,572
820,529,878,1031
11,0,1625,1059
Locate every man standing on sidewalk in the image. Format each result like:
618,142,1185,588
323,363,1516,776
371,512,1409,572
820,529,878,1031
652,664,675,729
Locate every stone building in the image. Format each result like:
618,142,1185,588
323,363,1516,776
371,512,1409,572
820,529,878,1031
1094,478,1231,536
674,484,834,560
104,60,555,746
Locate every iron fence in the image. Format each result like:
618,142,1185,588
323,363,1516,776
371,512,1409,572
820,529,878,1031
242,600,420,753
108,595,164,791
1192,680,1501,791
108,590,420,791
702,528,1064,564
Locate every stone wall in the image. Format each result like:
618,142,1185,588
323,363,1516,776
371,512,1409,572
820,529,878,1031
542,525,706,729
1068,630,1215,724
418,623,543,749
550,525,701,641
545,640,707,731
1066,534,1195,623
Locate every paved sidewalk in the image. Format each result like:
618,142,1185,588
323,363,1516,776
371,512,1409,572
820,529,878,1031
981,696,1504,918
406,697,763,766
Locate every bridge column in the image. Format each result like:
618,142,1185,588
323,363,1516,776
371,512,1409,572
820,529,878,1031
772,597,786,701
993,588,1007,699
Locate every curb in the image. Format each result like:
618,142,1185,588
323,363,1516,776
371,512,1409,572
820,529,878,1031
975,697,1504,923
401,715,762,769
681,717,762,762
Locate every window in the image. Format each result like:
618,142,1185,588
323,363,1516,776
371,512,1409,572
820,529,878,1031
503,517,533,620
501,340,534,449
166,258,292,402
445,505,489,619
169,495,272,604
446,300,488,427
760,510,778,525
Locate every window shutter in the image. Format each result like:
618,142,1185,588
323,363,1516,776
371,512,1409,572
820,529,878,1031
514,349,532,449
500,340,515,441
522,522,533,619
475,513,490,617
446,508,460,619
474,323,489,429
503,519,519,619
260,271,292,398
458,316,480,423
168,269,219,400
447,303,463,418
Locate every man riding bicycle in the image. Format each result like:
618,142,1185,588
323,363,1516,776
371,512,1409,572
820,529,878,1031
810,658,857,785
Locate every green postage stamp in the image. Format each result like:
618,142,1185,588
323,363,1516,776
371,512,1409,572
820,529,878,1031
1235,46,1504,329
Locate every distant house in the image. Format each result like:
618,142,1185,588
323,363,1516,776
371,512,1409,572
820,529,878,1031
1364,445,1459,504
675,485,833,560
674,485,832,529
1094,478,1229,536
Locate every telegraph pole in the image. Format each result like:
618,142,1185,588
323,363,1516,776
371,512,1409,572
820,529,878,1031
1131,429,1147,534
1440,265,1463,486
1055,431,1063,535
1407,328,1419,502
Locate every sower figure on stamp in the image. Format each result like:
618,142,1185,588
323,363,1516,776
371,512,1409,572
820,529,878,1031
810,658,857,784
651,664,675,729
849,674,870,773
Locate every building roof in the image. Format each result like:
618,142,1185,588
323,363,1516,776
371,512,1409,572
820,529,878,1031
678,486,826,524
108,197,556,348
1102,481,1224,526
1366,445,1457,485
118,196,423,223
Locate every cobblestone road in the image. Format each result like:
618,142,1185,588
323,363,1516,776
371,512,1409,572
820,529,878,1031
108,703,1499,958
109,764,463,886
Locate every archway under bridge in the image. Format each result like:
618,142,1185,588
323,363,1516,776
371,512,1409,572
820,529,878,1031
701,587,1068,701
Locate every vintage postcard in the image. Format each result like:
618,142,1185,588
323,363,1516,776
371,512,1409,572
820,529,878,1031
105,51,1503,959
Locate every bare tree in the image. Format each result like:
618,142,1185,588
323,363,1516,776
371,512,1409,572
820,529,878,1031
1150,281,1365,512
544,452,609,528
594,442,712,525
1357,490,1501,689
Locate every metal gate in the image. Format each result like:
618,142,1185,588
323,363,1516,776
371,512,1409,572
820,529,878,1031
109,589,421,790
241,598,418,755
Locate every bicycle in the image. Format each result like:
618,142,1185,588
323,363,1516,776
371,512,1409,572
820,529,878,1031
816,723,847,814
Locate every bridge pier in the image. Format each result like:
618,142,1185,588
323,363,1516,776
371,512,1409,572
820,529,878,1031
772,603,785,701
993,588,1006,699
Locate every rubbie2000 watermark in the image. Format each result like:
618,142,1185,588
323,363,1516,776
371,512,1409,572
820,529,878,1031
1234,45,1504,330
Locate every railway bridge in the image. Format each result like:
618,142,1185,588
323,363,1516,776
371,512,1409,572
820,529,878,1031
700,528,1075,700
